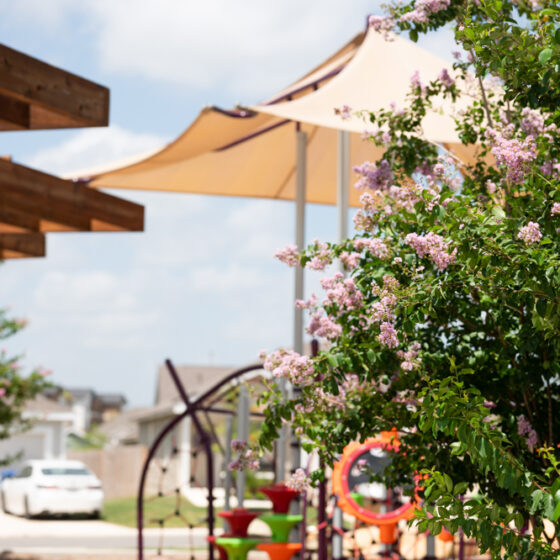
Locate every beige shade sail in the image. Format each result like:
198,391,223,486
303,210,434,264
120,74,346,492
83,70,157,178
89,28,470,205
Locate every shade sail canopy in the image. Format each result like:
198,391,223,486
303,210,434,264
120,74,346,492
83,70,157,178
253,30,463,143
88,28,470,205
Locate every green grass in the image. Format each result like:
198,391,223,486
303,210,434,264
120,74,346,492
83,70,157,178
103,494,319,530
103,494,208,528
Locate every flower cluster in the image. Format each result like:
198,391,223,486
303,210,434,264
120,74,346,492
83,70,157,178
370,275,401,348
405,232,457,271
354,160,393,191
551,202,560,216
410,70,427,94
353,237,390,259
334,105,352,120
400,0,450,24
517,222,542,244
368,15,396,39
397,342,422,371
307,310,342,340
437,68,454,89
305,240,334,271
228,440,260,471
339,251,361,270
274,244,299,267
486,128,537,184
517,415,538,451
321,273,364,315
262,349,315,386
379,321,399,348
286,468,311,492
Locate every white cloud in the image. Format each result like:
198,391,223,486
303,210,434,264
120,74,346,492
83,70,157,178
5,0,379,100
24,125,165,177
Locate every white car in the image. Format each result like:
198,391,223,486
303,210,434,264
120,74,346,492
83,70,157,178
0,459,103,518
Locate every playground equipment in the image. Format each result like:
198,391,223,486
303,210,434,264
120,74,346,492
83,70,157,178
136,360,472,560
332,430,417,559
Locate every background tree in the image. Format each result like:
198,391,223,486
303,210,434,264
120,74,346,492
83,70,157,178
0,308,51,466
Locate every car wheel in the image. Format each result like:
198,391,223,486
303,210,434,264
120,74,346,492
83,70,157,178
23,496,31,519
90,510,101,520
0,492,7,513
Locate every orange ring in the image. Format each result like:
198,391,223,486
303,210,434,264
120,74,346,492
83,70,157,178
332,430,417,526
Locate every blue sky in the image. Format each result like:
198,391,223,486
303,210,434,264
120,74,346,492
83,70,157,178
0,1,456,406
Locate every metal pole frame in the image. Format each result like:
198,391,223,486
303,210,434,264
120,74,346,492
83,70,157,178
136,361,264,560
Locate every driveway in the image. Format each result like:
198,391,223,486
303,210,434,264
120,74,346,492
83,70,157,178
0,510,210,556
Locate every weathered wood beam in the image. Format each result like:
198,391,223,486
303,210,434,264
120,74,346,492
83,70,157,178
0,93,30,130
0,159,144,232
0,44,109,131
0,203,40,233
0,233,45,258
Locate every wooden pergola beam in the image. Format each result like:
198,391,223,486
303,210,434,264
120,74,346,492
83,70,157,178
0,159,144,233
0,233,45,258
0,44,109,131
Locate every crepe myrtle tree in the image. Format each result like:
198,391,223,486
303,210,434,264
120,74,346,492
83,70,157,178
0,308,50,466
231,1,560,558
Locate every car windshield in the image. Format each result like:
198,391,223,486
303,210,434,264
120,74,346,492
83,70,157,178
41,468,91,475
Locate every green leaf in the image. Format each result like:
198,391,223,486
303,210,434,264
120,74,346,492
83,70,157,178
539,48,553,65
553,500,560,522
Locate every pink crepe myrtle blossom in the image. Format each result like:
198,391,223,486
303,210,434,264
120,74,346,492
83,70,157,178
321,273,364,314
551,202,560,216
286,468,311,492
334,105,352,120
540,160,560,177
274,244,300,267
438,68,455,89
410,70,427,94
378,321,399,348
307,310,342,340
400,0,450,25
262,349,315,386
0,388,5,397
520,107,546,136
306,240,333,271
354,160,393,191
405,232,457,271
295,294,317,309
231,439,248,452
517,415,538,451
228,441,260,471
353,237,390,260
485,128,537,184
517,222,542,244
397,342,422,371
368,15,396,39
339,251,361,270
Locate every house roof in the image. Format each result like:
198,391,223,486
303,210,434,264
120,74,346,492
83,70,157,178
23,394,75,422
155,364,233,406
95,393,127,406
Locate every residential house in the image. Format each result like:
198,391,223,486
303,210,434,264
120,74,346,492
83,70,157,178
0,394,75,471
136,365,235,495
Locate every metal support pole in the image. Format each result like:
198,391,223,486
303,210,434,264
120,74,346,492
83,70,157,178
224,415,233,522
337,130,350,247
236,385,249,508
294,127,307,354
425,533,436,560
332,506,344,560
